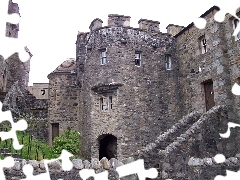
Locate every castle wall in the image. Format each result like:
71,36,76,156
5,53,30,91
28,83,49,99
176,8,233,116
76,17,181,160
0,55,8,92
48,73,79,145
222,11,240,120
0,0,21,94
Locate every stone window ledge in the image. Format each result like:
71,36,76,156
91,82,123,93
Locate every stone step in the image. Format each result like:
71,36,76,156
157,124,195,150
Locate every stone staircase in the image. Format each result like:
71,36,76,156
0,147,21,158
139,105,231,179
139,111,201,158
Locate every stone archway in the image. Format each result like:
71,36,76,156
98,134,117,160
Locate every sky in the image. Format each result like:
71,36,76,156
6,0,240,85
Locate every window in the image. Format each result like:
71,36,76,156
100,96,113,111
109,96,113,110
233,19,240,41
165,55,172,70
51,123,59,145
41,89,46,95
100,97,104,111
100,49,106,65
199,35,207,54
135,51,141,66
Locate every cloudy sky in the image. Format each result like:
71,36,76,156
9,0,240,85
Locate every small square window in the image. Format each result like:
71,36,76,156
100,49,106,65
135,52,141,66
233,19,240,41
165,55,172,70
199,35,207,54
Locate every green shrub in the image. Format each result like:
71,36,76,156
0,120,82,160
52,129,81,158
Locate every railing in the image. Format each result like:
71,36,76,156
0,127,46,160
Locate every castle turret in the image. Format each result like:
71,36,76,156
76,15,180,161
47,59,79,145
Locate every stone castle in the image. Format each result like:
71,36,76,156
1,1,240,179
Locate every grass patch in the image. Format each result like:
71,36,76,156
0,126,83,161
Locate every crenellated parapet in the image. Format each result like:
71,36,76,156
138,19,160,32
108,14,131,27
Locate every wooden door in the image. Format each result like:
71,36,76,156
204,80,215,111
52,123,59,144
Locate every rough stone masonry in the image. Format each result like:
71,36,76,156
1,1,240,179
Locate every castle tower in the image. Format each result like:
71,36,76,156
47,59,79,145
76,15,181,160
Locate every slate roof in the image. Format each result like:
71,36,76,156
51,59,76,73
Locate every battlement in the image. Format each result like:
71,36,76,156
108,14,131,27
76,32,89,44
138,19,160,32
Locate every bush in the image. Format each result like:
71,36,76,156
52,129,81,158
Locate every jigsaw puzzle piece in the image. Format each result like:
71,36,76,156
0,156,14,180
0,0,31,62
21,149,74,180
58,149,74,171
232,83,240,96
21,164,51,180
0,109,27,149
116,159,158,180
79,169,109,180
219,122,240,138
0,101,28,150
193,18,207,29
193,2,240,34
215,170,240,180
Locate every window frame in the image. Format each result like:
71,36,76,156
135,51,142,66
165,54,172,70
199,35,207,54
100,49,107,65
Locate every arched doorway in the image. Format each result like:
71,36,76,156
98,134,117,160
